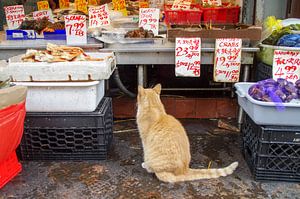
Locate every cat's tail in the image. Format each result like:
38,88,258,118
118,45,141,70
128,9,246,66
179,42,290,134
155,161,238,183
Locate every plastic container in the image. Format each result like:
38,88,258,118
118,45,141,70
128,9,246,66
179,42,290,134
201,4,240,24
256,62,272,81
14,81,105,112
164,4,203,25
241,114,300,182
18,97,113,161
0,152,22,189
257,44,300,66
234,82,300,126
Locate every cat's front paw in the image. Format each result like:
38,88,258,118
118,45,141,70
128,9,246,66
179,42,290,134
141,162,153,173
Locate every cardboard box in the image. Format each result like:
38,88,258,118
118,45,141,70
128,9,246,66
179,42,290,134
167,25,262,41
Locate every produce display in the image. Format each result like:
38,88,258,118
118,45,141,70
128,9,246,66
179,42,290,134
21,43,104,62
124,27,155,38
248,78,300,103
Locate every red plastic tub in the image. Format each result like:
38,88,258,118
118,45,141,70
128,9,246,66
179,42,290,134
201,4,240,24
0,101,26,189
164,4,203,25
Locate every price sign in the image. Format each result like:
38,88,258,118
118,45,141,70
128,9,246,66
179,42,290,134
273,50,300,83
64,15,87,45
88,0,98,5
89,4,110,27
37,1,50,10
214,38,242,82
139,1,149,8
33,10,54,21
4,5,25,30
59,0,70,9
75,0,88,14
139,8,159,36
112,0,128,16
172,0,191,10
175,38,201,77
202,0,221,6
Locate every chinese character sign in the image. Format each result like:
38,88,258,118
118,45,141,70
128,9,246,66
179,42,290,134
64,15,87,45
37,1,50,10
59,0,70,9
214,38,242,82
139,8,159,36
273,50,300,83
202,0,221,6
4,5,25,30
33,10,54,22
175,38,201,77
112,0,128,16
89,4,110,27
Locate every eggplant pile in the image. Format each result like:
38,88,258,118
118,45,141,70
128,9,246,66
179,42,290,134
248,78,300,103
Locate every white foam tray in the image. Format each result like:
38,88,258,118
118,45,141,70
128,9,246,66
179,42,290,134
235,82,300,126
6,52,116,82
14,81,104,112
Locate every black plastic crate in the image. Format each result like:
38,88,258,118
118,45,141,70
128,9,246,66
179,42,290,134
241,114,300,182
256,62,272,81
18,97,113,161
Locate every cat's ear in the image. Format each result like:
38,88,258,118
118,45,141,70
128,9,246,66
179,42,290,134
138,85,145,95
153,84,161,95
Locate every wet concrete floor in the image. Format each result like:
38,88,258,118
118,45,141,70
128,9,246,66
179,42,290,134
1,119,300,199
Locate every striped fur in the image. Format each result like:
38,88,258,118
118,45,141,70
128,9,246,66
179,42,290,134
136,84,238,183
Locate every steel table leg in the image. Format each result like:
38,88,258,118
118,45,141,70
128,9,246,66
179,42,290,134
137,65,147,87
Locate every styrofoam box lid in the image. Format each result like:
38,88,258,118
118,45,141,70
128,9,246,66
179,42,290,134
13,81,101,87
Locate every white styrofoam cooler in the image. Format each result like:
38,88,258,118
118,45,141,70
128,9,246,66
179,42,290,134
14,81,104,112
6,52,116,82
234,82,300,126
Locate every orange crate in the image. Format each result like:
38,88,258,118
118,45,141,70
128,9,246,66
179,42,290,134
164,4,203,25
201,4,240,24
0,152,22,189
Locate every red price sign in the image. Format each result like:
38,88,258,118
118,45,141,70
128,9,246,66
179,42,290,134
202,0,221,6
273,50,300,83
64,15,87,45
33,10,54,21
175,38,201,77
4,5,25,30
214,38,242,82
59,0,70,9
89,4,110,27
139,8,159,36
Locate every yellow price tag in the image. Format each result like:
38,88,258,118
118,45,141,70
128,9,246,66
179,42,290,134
59,0,70,9
112,0,128,16
37,1,50,10
88,0,98,5
75,0,88,14
139,1,149,8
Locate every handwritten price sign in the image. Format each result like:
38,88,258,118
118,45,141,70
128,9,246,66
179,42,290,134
59,0,70,9
4,5,25,30
64,15,87,45
37,1,50,10
273,50,300,83
75,0,88,14
89,4,110,27
112,0,128,16
33,10,54,21
202,0,221,6
172,0,191,10
139,8,159,36
175,38,201,77
214,38,242,82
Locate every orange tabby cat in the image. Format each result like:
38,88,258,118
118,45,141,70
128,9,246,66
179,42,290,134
136,84,238,183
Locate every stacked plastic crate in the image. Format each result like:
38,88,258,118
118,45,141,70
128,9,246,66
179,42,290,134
5,51,116,161
235,83,300,182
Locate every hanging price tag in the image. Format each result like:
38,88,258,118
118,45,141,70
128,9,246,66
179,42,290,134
89,4,110,27
175,38,201,77
112,0,128,16
214,38,242,82
4,5,25,30
64,15,87,45
172,0,191,10
37,1,50,10
75,0,88,14
273,50,300,83
88,0,98,5
59,0,70,9
139,8,159,36
202,0,221,6
33,10,54,21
